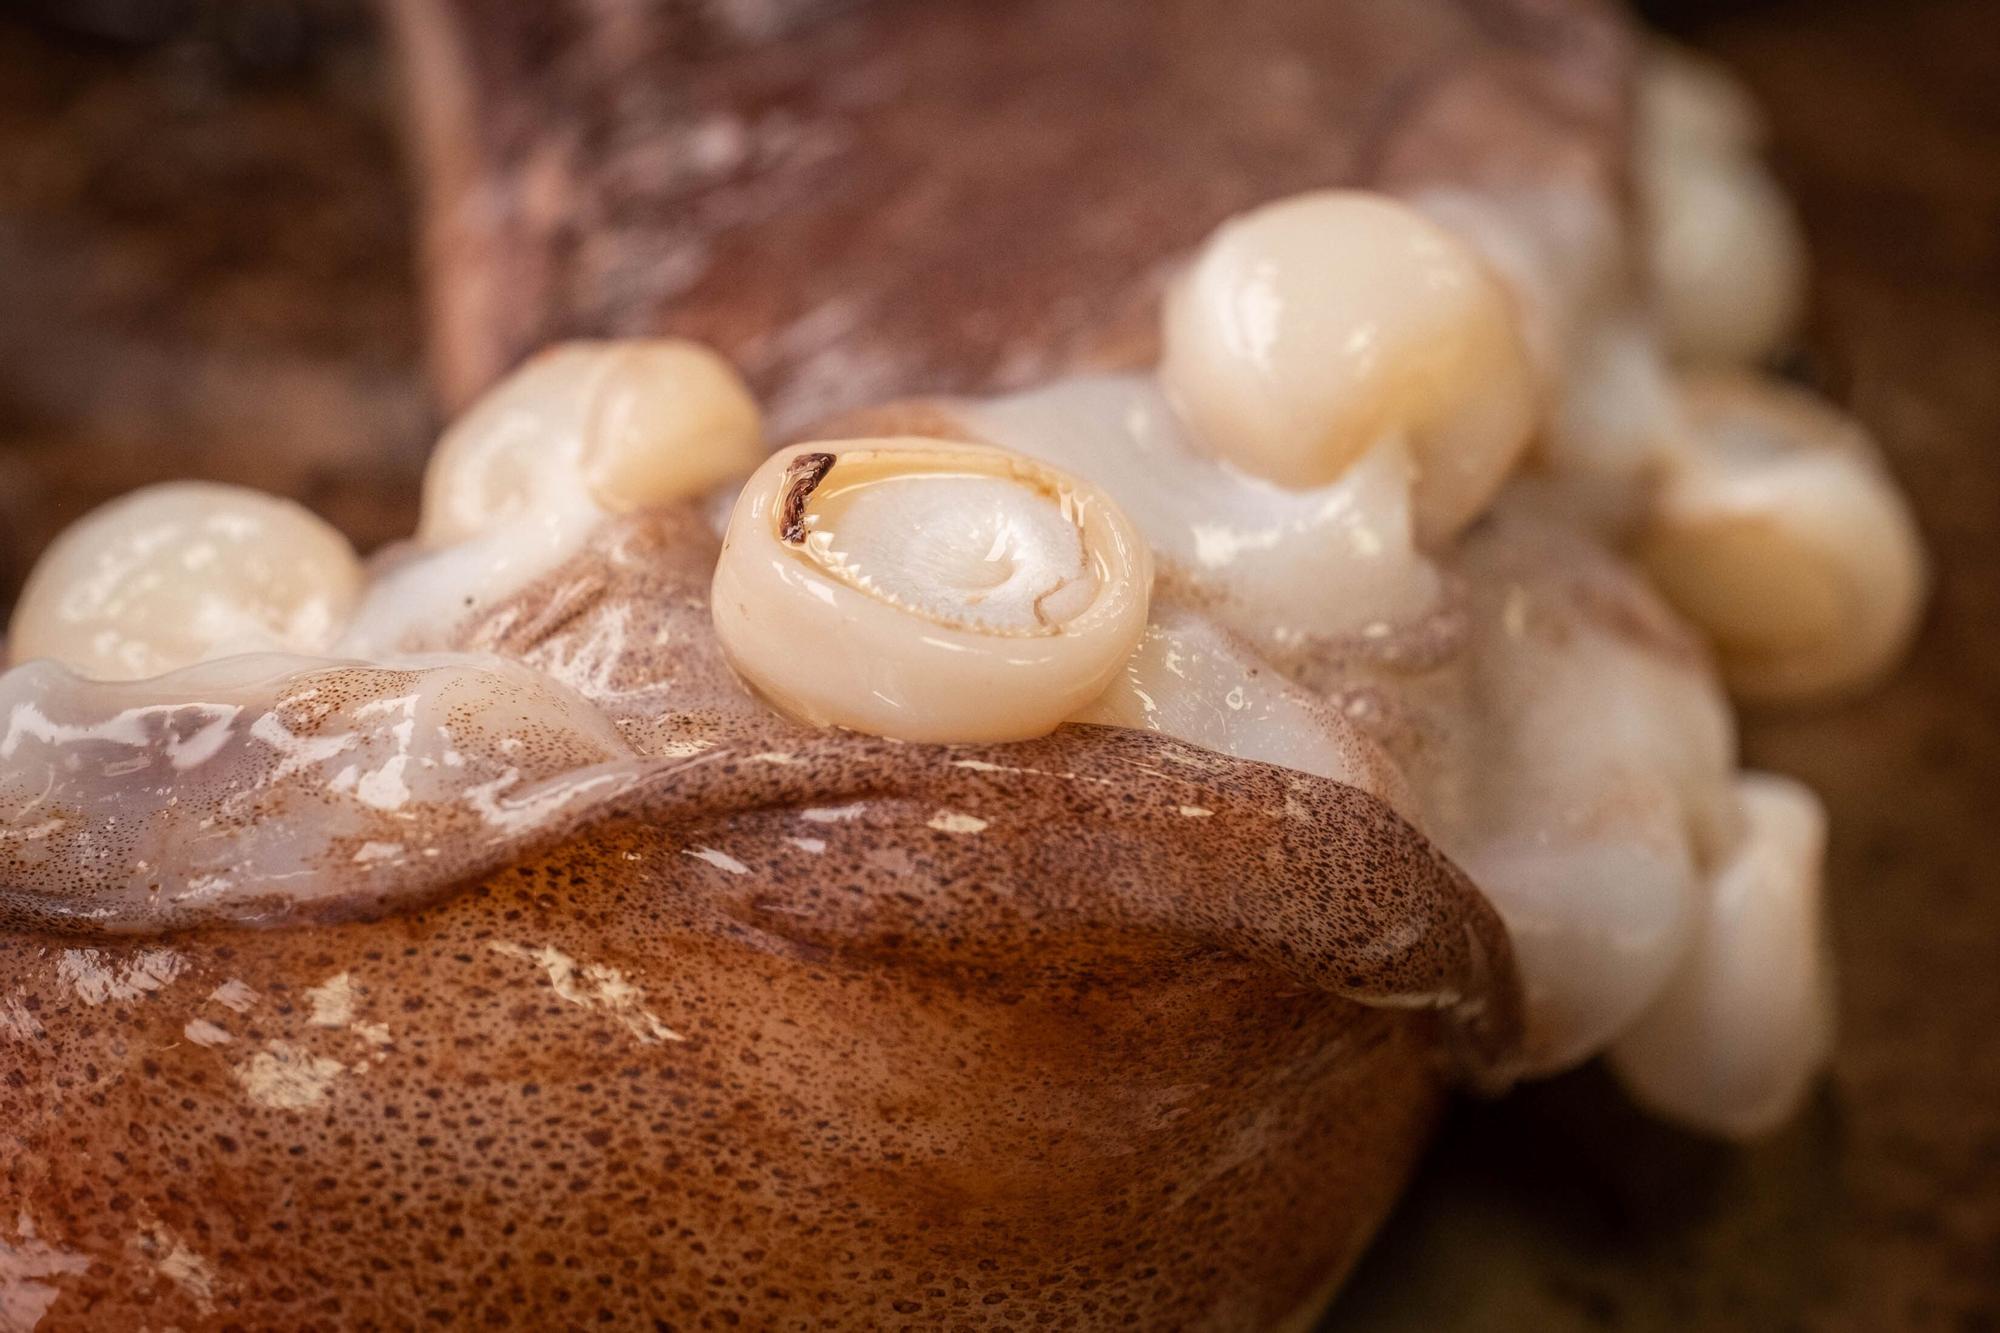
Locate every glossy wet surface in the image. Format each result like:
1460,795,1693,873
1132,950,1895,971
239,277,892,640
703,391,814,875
1,1,1995,1327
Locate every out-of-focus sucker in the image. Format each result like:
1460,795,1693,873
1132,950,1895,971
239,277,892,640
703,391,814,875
1640,375,1928,704
1161,190,1537,546
1610,772,1834,1138
1637,45,1808,368
8,482,362,680
419,339,762,546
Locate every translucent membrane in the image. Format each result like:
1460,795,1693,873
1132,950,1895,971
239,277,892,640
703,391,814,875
346,341,763,658
1292,512,1746,1075
959,376,1442,649
1069,603,1417,816
0,653,635,931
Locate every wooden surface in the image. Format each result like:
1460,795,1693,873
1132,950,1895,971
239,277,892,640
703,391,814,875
0,4,429,603
0,2,1994,1328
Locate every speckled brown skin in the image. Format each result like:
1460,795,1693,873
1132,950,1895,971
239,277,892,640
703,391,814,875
3,727,1517,1329
2,506,1520,1328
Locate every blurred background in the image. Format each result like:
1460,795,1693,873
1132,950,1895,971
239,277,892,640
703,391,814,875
0,0,1994,1327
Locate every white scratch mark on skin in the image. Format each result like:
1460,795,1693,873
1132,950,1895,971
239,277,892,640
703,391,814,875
1178,805,1215,818
233,1041,344,1110
55,948,186,1006
799,802,868,823
786,836,827,855
751,751,798,764
0,993,43,1042
304,973,356,1027
157,1239,217,1312
948,759,1115,787
299,973,392,1054
488,942,685,1044
682,846,750,875
182,1019,233,1047
207,979,259,1013
1155,744,1223,771
130,1212,218,1314
0,1212,90,1332
926,811,989,834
